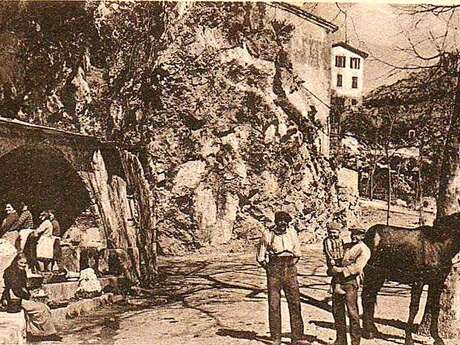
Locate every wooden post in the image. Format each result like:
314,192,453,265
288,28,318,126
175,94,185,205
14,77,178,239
386,152,391,226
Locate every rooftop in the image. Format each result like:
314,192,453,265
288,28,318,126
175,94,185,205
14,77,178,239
332,42,369,59
364,70,455,107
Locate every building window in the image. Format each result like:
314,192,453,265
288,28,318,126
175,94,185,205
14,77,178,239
337,74,343,87
335,55,346,68
352,76,358,89
350,57,361,69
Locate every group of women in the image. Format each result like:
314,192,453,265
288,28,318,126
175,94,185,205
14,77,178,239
0,202,34,246
0,203,61,272
0,203,61,342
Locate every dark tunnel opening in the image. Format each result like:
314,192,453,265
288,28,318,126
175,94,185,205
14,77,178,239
0,146,92,232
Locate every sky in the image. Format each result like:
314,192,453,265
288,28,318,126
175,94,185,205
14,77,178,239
303,2,460,93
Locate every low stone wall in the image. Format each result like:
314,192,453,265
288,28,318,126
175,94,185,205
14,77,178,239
0,274,128,344
337,167,359,195
52,293,124,322
43,276,128,302
336,167,361,227
0,311,26,345
0,293,125,345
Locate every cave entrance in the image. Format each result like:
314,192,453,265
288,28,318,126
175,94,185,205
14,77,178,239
0,146,92,232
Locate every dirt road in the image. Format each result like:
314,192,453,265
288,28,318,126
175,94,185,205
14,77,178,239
51,242,456,345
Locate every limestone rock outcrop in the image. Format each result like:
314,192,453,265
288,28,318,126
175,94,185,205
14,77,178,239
147,2,341,253
0,2,342,254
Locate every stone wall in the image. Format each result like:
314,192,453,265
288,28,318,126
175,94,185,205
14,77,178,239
336,168,361,228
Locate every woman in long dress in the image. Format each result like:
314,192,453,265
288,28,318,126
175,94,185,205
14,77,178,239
1,252,61,342
35,211,57,272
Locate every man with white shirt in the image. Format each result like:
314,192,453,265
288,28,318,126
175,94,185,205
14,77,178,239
257,211,306,345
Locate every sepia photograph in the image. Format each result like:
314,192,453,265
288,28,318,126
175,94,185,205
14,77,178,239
0,1,459,344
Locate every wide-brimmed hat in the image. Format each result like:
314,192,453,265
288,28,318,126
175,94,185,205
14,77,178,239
274,211,292,223
350,226,366,235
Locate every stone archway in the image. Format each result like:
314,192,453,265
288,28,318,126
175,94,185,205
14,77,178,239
0,145,91,231
0,118,155,285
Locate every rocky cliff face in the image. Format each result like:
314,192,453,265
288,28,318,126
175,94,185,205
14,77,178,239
146,2,340,253
0,2,341,254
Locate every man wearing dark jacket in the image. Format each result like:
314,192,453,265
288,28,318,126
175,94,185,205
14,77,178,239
48,209,61,237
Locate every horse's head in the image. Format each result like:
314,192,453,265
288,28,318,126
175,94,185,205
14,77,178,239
433,211,460,240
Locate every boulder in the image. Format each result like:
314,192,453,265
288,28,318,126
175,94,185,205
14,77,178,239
212,193,239,245
194,183,217,244
173,160,207,194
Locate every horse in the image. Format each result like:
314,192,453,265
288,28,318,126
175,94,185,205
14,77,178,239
361,212,460,345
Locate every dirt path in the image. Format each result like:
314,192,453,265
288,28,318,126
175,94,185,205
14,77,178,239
51,242,457,345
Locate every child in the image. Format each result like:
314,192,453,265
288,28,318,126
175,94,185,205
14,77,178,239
323,221,346,295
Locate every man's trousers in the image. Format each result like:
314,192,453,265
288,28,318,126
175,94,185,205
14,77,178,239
266,256,304,342
332,281,361,345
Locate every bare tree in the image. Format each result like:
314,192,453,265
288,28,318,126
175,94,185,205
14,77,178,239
399,5,460,338
341,3,460,337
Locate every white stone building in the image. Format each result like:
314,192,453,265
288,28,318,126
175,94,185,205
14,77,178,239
331,42,368,103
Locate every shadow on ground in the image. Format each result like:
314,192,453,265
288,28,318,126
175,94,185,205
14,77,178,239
216,328,330,345
309,319,425,345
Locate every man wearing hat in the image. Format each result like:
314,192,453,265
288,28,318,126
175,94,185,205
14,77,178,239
328,226,370,345
257,211,306,345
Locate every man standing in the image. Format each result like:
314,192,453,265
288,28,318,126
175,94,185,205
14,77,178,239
257,211,306,345
327,227,370,345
